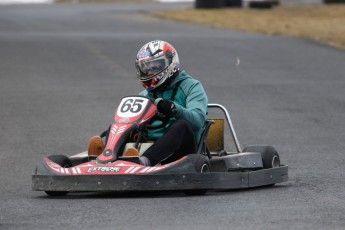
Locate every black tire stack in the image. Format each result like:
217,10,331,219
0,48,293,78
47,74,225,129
195,0,242,8
195,0,226,8
226,0,243,7
195,0,281,9
323,0,345,3
248,0,279,9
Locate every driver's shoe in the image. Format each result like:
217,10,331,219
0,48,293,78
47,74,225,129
88,136,104,157
123,147,139,157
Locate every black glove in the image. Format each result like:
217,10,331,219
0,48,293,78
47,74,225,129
154,98,176,117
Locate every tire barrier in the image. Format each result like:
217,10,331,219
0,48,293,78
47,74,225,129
195,0,280,9
195,0,225,8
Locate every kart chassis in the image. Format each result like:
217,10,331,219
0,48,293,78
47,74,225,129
32,103,288,194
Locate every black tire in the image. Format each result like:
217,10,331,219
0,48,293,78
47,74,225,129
195,0,225,8
226,0,242,7
185,155,210,196
323,0,345,3
242,145,280,169
249,1,274,9
45,191,68,196
193,154,211,173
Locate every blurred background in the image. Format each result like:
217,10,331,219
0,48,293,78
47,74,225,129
0,0,327,6
1,0,344,229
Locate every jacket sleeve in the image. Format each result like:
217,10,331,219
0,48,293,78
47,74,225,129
174,81,208,131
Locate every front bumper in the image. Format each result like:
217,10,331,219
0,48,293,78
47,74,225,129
32,165,288,192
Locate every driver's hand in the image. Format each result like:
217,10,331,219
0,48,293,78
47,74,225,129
154,98,176,117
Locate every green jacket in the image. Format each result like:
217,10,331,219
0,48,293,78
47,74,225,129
139,70,208,142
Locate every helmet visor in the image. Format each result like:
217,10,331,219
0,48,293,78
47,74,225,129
136,57,168,81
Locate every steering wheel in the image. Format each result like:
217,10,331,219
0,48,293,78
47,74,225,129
145,113,170,130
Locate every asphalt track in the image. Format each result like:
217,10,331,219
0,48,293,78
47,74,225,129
1,2,345,230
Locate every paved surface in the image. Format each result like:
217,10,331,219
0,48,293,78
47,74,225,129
0,2,345,230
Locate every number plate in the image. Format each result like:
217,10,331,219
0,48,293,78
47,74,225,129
116,97,150,118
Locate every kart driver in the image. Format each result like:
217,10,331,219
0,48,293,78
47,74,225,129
88,40,208,166
129,40,208,166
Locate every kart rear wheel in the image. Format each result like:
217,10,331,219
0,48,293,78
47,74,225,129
185,155,210,196
194,154,211,172
243,145,280,169
243,145,280,187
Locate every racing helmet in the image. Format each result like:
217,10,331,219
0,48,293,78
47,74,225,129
135,40,180,91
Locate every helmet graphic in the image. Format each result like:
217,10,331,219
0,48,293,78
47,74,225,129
135,40,180,91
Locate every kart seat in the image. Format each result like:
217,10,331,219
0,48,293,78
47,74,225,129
205,118,224,153
196,120,214,157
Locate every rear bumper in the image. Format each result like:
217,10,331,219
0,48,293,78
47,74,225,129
32,165,288,192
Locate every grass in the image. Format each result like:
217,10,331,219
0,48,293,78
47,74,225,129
151,4,345,49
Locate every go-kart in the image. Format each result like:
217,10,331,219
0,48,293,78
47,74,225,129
32,95,288,196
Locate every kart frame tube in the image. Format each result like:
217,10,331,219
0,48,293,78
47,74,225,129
208,104,242,153
32,165,288,192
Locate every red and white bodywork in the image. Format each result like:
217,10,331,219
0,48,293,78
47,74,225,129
97,96,157,164
41,95,187,175
44,155,186,175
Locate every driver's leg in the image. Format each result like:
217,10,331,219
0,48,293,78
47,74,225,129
140,120,197,166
